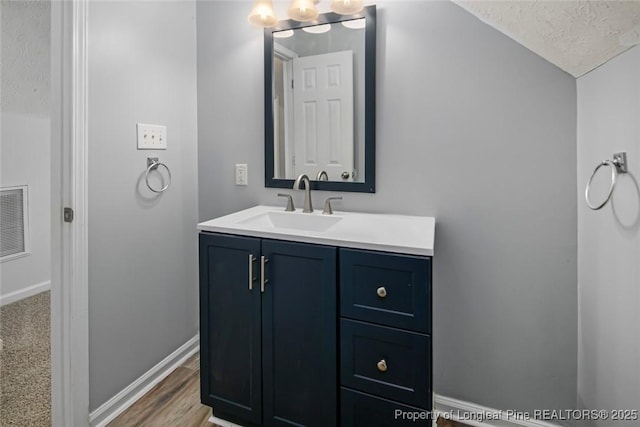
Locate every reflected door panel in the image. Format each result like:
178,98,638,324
293,51,354,182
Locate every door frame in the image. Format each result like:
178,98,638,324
273,42,297,179
51,0,90,425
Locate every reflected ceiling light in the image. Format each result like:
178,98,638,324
248,0,278,28
274,29,295,38
341,19,366,30
303,24,332,34
288,0,320,22
330,0,364,15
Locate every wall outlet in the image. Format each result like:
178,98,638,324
235,164,248,186
137,123,167,150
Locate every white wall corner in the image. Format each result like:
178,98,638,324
88,334,200,427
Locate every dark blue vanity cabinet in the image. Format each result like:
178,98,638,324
199,233,337,427
199,234,262,425
339,248,432,426
200,233,432,427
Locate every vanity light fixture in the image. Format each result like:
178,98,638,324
302,23,331,34
251,0,351,28
288,0,320,22
248,0,278,28
273,29,295,38
341,19,366,30
330,0,364,15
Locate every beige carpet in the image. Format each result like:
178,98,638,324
0,291,51,426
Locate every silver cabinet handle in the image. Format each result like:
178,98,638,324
248,254,256,291
260,256,269,293
377,286,387,298
377,359,388,372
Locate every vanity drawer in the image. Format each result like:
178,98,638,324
341,388,431,426
340,248,431,333
340,319,430,407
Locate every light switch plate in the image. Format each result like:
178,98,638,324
235,164,248,186
137,123,167,150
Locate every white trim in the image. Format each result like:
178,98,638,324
0,280,51,306
67,1,90,424
0,252,30,263
50,0,90,425
89,335,200,427
273,43,297,179
435,395,563,427
210,415,245,427
273,42,298,61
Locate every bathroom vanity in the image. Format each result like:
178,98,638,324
198,206,434,427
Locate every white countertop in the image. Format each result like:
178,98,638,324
197,205,435,256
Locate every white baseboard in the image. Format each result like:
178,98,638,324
210,415,245,427
435,395,563,427
89,334,200,427
0,280,50,306
211,395,562,427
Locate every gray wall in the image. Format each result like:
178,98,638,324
0,0,51,300
198,0,577,415
577,45,640,426
88,1,198,410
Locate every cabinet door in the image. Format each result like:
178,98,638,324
261,240,337,427
200,233,262,425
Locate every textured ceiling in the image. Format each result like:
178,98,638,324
0,0,51,116
453,0,640,77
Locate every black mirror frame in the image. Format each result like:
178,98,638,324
264,5,376,193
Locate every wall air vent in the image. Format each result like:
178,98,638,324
0,186,30,261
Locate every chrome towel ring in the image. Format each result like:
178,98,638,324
585,152,628,210
145,157,172,193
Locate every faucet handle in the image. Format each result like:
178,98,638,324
322,197,342,215
277,193,295,212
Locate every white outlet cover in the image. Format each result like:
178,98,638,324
235,164,248,186
137,123,167,150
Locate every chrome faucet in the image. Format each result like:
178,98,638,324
316,170,329,181
293,174,313,213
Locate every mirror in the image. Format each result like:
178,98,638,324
264,6,376,193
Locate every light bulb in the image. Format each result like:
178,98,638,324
288,0,319,22
330,0,364,15
303,24,332,34
248,0,278,28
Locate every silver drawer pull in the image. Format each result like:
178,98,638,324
248,255,256,291
377,359,388,373
376,286,387,298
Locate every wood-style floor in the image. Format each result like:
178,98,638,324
107,352,215,427
108,351,471,427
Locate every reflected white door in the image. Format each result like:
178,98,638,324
292,50,354,181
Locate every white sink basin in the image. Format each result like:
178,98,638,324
238,211,342,232
198,205,435,256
